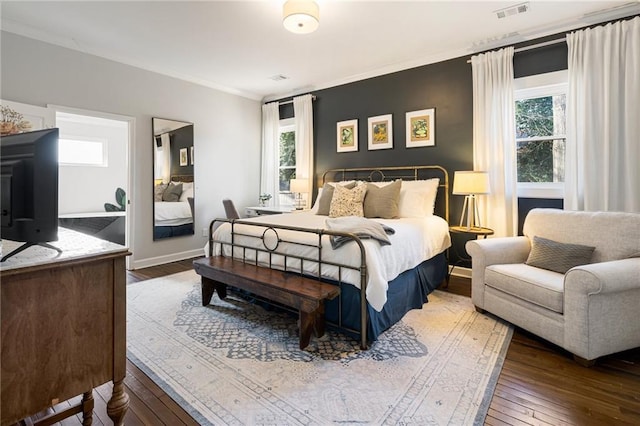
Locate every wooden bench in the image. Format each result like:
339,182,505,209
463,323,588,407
193,256,340,350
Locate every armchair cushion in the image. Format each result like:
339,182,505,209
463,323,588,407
525,236,595,274
486,264,564,313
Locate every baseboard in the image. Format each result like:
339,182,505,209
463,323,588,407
450,265,471,279
130,248,203,270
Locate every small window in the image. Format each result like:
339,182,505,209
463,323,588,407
59,137,108,166
278,119,296,206
515,71,567,198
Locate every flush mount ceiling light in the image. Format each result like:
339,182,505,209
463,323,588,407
283,0,319,34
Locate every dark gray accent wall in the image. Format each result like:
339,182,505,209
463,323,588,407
312,56,474,226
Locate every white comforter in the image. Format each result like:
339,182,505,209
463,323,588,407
154,201,193,226
208,212,451,312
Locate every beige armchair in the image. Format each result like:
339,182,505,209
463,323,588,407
466,208,640,366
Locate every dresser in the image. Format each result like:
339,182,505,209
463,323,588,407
1,228,130,426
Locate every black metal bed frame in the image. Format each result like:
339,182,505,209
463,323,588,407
207,165,449,349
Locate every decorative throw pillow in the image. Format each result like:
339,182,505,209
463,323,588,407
526,236,596,274
154,183,168,202
329,183,367,218
162,183,183,202
363,179,401,219
315,181,357,215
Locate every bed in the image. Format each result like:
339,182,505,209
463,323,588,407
204,166,451,348
154,175,195,239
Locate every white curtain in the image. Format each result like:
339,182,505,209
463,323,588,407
293,94,314,208
565,17,640,212
160,133,171,184
471,47,518,237
260,102,280,206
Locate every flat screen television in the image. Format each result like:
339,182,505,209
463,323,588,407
1,128,61,262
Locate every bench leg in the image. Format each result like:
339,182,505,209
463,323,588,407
314,303,326,338
299,310,316,350
202,277,228,306
299,303,327,349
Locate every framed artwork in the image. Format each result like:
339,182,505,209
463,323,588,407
336,119,358,153
190,146,194,165
180,148,188,166
406,108,435,148
367,114,393,150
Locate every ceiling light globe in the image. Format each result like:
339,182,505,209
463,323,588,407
283,0,319,34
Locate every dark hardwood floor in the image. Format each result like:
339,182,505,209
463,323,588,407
28,259,640,425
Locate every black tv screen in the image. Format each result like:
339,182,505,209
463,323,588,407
1,128,60,261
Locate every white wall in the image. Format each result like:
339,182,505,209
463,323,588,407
57,114,129,215
1,32,262,268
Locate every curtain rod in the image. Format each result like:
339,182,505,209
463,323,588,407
266,94,316,106
466,37,566,63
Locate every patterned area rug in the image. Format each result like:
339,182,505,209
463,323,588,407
127,270,512,425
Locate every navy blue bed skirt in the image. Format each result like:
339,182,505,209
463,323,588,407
325,251,448,341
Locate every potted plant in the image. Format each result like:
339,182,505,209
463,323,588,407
258,193,272,207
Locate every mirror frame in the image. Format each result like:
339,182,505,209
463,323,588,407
152,117,195,240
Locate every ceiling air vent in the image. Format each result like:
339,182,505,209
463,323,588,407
495,2,529,19
269,74,289,82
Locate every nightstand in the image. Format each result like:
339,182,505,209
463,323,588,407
447,226,494,286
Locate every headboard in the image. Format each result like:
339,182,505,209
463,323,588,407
171,174,194,183
319,165,449,223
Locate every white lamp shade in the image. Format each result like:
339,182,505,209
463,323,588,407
283,0,319,34
290,178,309,193
452,171,491,195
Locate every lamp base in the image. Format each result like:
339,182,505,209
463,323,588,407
459,194,482,230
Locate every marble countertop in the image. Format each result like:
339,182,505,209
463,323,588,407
1,227,129,272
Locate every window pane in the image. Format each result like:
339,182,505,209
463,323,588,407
279,131,296,167
279,168,296,191
517,139,565,182
516,94,566,138
59,138,106,166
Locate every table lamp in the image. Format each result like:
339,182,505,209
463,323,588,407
289,178,309,209
452,171,491,229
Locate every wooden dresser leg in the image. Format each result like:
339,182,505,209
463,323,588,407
107,380,129,426
82,391,94,426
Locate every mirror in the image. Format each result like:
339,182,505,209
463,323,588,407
152,118,194,240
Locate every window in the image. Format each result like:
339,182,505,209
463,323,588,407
514,71,567,199
278,119,296,206
59,137,108,166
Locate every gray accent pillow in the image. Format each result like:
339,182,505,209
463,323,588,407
363,180,401,219
154,183,168,202
526,236,595,274
315,181,357,215
162,183,183,202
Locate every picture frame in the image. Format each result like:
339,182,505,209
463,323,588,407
190,146,194,165
336,119,358,153
367,114,393,150
180,148,188,166
405,108,435,148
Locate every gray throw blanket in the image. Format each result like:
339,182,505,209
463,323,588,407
325,217,395,249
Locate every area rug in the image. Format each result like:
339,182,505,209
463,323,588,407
127,270,512,425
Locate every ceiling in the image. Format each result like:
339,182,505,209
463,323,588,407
2,1,639,101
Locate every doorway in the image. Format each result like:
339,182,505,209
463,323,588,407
53,107,134,269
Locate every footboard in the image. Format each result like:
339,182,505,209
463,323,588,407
205,218,369,348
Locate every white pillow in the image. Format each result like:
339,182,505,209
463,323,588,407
310,188,323,214
398,178,439,217
179,182,194,202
